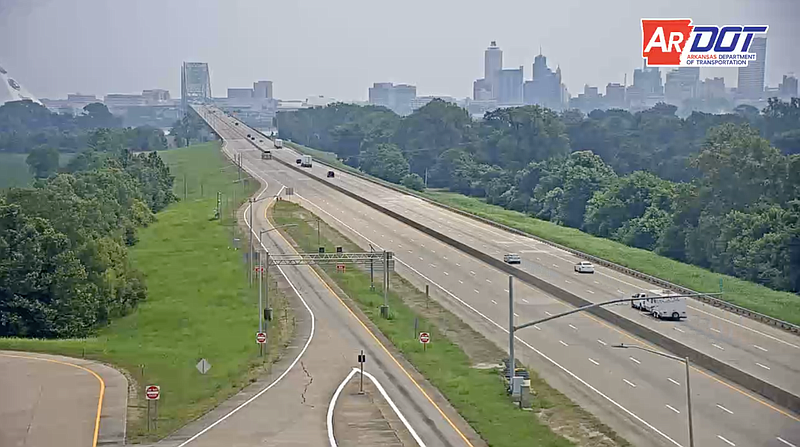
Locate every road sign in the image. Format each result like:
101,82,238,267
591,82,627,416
196,358,212,375
358,353,366,363
145,385,160,400
419,332,430,344
285,187,294,196
256,332,267,344
254,266,265,273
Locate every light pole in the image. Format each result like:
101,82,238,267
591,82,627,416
247,195,280,284
258,224,297,325
613,344,694,447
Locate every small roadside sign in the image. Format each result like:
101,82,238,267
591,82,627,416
358,352,366,363
256,332,267,344
145,385,160,400
419,332,430,344
196,358,212,375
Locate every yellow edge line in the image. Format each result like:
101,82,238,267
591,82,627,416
0,352,106,447
266,201,475,447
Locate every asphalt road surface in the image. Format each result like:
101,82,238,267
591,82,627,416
0,351,128,447
198,106,800,447
151,127,483,447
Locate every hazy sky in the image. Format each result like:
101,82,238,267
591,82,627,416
1,0,798,101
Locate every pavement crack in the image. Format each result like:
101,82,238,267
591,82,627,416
300,361,314,407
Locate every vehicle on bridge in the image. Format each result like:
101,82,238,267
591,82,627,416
327,170,335,178
296,158,302,164
274,138,283,148
300,155,312,168
649,296,687,320
262,150,272,160
574,261,594,273
503,253,521,264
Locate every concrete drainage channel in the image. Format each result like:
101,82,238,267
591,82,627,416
264,150,800,415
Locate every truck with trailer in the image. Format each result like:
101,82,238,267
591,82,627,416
274,138,283,148
300,155,312,167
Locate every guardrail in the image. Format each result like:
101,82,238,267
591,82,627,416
204,110,800,413
284,143,799,336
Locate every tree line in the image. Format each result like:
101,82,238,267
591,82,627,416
0,100,168,156
1,127,176,337
277,98,800,294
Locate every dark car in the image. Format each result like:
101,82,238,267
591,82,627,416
247,134,251,138
234,122,239,126
327,170,335,178
296,158,302,164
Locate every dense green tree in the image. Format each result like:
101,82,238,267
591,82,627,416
25,145,60,178
400,173,425,191
480,106,569,170
359,143,409,183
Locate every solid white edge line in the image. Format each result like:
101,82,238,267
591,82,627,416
177,133,316,447
717,434,736,446
296,195,683,447
361,369,427,447
327,368,359,447
777,436,797,447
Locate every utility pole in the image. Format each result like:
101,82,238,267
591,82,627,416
508,276,515,386
265,251,271,325
249,199,254,285
685,357,694,447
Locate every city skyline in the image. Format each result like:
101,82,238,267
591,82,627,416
1,0,798,102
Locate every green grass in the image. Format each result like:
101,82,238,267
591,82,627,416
420,191,800,326
0,142,293,441
273,201,624,447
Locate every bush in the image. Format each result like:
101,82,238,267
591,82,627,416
401,173,425,191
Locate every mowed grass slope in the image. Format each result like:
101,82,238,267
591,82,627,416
422,190,800,326
0,142,288,441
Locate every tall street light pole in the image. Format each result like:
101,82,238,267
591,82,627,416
613,344,694,447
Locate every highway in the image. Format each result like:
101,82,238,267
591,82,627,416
199,105,800,447
153,126,483,447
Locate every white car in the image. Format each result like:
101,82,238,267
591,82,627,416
503,254,521,264
574,261,594,273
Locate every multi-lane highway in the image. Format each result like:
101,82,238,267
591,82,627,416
199,105,800,447
152,121,483,447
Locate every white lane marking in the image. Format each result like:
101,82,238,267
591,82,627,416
710,327,721,333
537,257,542,261
777,437,797,447
408,250,413,253
420,244,425,248
629,357,641,364
568,324,577,330
673,327,685,333
588,358,599,366
180,190,315,447
623,379,637,388
666,404,680,414
456,263,461,267
390,240,393,243
668,378,681,386
470,270,476,275
597,339,607,346
756,362,771,370
362,369,426,447
753,345,768,352
444,272,449,276
545,311,553,316
474,289,480,294
617,289,624,294
491,300,498,305
504,288,509,292
328,369,359,447
514,313,519,317
717,434,736,446
594,281,600,284
431,250,436,253
565,280,572,284
522,298,529,303
559,340,569,347
295,193,684,447
459,280,464,284
443,256,448,260
712,343,725,351
552,263,559,268
586,290,595,294
716,404,734,414
430,264,437,268
534,326,541,331
689,305,800,350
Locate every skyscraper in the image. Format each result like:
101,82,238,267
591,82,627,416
737,37,767,100
779,75,798,98
181,62,212,113
368,82,417,115
524,52,563,110
253,81,273,99
484,41,503,100
497,66,523,105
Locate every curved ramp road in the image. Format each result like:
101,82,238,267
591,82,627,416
152,130,482,447
0,351,128,447
198,106,800,447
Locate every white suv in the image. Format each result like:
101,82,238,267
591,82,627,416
574,261,595,273
503,254,521,264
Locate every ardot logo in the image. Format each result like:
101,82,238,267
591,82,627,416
641,19,767,67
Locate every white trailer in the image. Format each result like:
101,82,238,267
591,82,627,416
650,297,687,320
300,155,312,167
274,138,283,148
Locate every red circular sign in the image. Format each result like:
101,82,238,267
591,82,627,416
419,332,430,344
256,332,267,344
145,385,160,400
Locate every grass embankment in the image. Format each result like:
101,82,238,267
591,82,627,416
272,201,629,447
0,142,293,441
421,190,800,326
